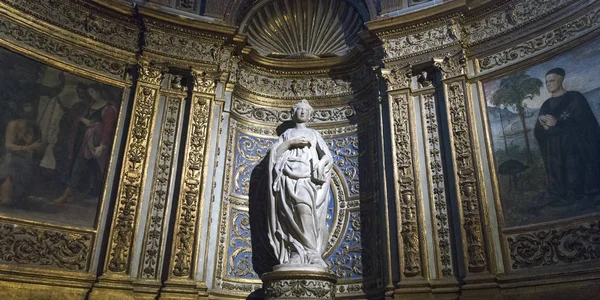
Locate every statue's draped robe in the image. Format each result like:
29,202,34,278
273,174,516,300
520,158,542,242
534,91,600,204
268,128,332,265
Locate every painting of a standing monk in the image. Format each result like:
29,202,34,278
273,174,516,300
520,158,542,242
484,39,600,227
0,48,121,228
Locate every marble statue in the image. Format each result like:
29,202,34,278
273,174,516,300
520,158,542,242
268,99,333,269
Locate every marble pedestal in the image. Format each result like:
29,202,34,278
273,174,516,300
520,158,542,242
261,265,337,300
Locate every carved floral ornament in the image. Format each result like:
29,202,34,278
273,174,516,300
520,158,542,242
192,69,218,94
381,66,412,91
138,61,168,86
434,52,466,80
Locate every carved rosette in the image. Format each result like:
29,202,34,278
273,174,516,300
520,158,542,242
421,93,454,277
262,270,337,300
106,64,164,273
169,96,212,278
140,93,184,279
508,221,600,270
390,95,422,277
382,65,412,91
445,82,487,273
0,222,92,271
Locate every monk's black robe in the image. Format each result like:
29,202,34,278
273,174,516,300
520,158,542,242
534,91,600,205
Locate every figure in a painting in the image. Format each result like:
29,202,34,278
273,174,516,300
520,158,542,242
534,68,600,207
268,99,333,269
53,83,92,181
55,84,118,204
0,101,46,206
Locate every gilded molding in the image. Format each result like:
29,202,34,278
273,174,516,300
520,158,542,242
236,65,372,99
231,96,372,125
144,18,227,65
464,0,577,46
0,222,92,271
140,94,183,279
421,93,454,277
382,20,461,61
390,95,422,277
170,95,211,278
107,84,160,273
507,220,600,270
382,65,412,91
1,0,138,51
445,82,487,273
0,18,127,79
478,6,600,71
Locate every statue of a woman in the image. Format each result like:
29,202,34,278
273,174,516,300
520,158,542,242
268,100,333,269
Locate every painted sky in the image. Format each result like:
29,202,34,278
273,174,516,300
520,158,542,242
483,37,600,109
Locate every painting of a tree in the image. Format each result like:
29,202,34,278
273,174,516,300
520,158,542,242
491,72,543,163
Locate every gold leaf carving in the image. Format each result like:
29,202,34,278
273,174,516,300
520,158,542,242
390,95,421,277
0,18,127,78
141,95,183,279
2,0,138,51
192,69,217,94
434,52,466,80
422,93,453,277
382,65,412,91
0,223,91,271
139,61,168,86
464,0,576,46
446,82,486,273
108,85,159,273
172,96,211,277
478,7,600,71
508,221,600,270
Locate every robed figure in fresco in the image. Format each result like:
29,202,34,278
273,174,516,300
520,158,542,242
268,99,333,268
534,68,600,207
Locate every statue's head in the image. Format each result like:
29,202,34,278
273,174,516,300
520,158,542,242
291,99,313,123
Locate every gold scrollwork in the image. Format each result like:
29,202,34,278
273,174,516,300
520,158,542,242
171,96,211,277
0,222,92,271
507,220,600,270
0,18,127,78
421,93,453,277
107,85,160,273
141,95,183,279
478,6,600,71
446,82,487,273
2,0,138,51
390,95,421,277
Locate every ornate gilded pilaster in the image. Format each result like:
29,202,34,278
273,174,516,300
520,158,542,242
435,53,496,294
383,65,429,294
89,61,166,300
419,92,455,279
133,74,187,298
161,68,216,300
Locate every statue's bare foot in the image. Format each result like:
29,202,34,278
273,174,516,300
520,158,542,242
308,252,328,268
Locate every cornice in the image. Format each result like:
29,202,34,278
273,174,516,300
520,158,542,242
137,5,237,37
367,0,467,34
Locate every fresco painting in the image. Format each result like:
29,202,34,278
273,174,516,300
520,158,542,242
0,48,121,228
483,38,600,228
